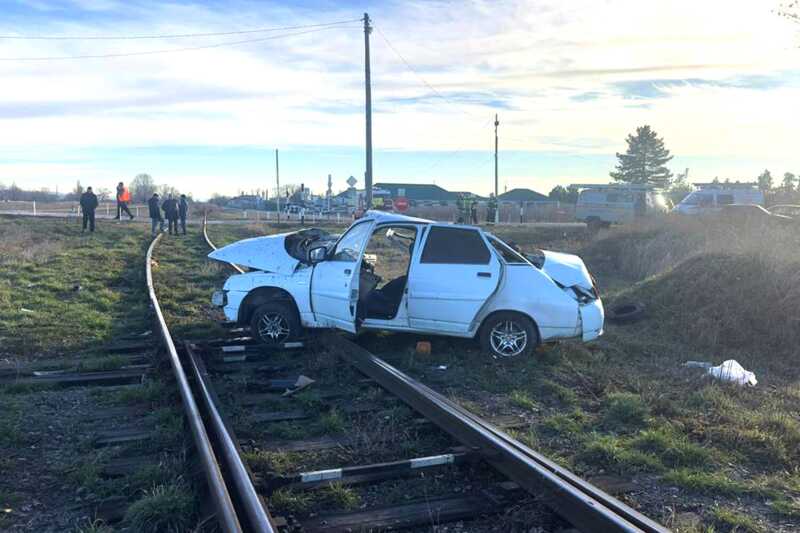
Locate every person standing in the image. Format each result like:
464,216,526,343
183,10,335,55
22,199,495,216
148,193,163,236
115,182,134,220
470,199,478,225
80,186,99,233
178,194,189,235
162,194,179,235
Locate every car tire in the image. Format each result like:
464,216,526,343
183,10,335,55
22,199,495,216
250,302,301,346
480,312,538,358
606,302,645,324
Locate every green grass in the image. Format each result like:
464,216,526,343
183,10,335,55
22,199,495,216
123,482,194,533
663,469,751,496
602,392,650,430
509,389,538,411
629,427,713,469
711,506,764,533
0,217,151,359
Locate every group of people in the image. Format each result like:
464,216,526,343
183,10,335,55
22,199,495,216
148,192,189,236
77,181,189,236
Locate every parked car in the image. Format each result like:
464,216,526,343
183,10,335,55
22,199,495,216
767,204,800,218
719,204,793,226
673,183,763,215
209,212,603,358
573,184,670,228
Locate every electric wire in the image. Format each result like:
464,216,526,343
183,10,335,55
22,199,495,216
0,25,358,61
0,18,362,40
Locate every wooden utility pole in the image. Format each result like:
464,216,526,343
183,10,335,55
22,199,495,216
494,114,499,223
363,12,373,211
275,149,281,223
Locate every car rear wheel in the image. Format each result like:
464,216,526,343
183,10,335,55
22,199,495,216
480,312,538,358
250,302,300,346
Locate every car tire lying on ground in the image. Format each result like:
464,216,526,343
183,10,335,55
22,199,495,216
250,302,301,346
606,302,645,324
480,312,538,358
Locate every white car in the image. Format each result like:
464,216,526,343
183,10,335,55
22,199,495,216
209,211,603,358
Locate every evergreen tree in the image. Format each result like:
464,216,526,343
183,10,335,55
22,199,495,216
757,169,773,193
610,125,673,187
782,172,796,193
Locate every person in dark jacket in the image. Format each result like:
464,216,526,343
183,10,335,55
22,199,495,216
148,193,163,236
178,194,189,235
161,194,179,235
79,187,99,233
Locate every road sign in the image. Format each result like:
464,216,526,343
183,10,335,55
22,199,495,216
347,176,357,187
394,197,409,212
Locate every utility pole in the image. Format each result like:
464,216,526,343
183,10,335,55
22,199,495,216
494,114,499,223
275,149,281,223
363,12,373,212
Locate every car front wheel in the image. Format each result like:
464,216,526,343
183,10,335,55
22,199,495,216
249,302,301,346
480,312,538,358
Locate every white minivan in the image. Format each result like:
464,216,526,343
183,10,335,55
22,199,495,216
673,183,763,215
209,211,604,358
574,184,670,227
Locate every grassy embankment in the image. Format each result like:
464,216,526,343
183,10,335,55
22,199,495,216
0,216,198,532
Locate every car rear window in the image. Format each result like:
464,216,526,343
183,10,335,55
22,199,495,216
420,227,490,264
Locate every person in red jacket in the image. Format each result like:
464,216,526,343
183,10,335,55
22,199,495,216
115,181,134,220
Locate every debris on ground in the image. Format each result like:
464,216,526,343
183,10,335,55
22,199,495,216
416,341,431,355
684,359,757,386
282,374,315,396
19,307,35,314
707,359,757,386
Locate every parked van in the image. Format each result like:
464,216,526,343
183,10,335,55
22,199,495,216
573,184,670,227
673,183,763,215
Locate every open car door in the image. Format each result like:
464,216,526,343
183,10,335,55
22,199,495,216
310,220,374,332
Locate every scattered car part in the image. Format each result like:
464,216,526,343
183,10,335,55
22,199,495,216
606,303,645,324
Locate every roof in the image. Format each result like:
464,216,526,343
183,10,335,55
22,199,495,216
496,188,549,202
363,210,433,225
374,183,457,201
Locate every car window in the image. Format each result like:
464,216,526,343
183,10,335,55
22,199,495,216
488,237,527,264
717,194,734,205
420,227,490,264
330,221,372,261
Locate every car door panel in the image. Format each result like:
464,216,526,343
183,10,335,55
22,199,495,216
310,220,373,332
407,225,500,333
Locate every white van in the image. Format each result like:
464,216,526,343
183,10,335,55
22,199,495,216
673,183,763,215
574,184,670,227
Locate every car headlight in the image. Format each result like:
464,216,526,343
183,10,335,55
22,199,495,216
211,290,228,307
571,285,596,304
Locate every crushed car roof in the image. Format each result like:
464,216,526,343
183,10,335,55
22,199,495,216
362,210,433,225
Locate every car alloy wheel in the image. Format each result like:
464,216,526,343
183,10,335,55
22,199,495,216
257,313,291,343
489,319,528,357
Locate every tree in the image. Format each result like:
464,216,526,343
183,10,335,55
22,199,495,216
96,187,112,201
130,173,156,202
782,172,796,193
610,125,673,187
157,184,180,198
757,169,773,193
548,184,579,203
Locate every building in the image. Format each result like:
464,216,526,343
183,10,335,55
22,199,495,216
227,195,265,210
497,188,551,205
373,183,458,206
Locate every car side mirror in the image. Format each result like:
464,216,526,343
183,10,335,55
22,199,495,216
308,245,327,264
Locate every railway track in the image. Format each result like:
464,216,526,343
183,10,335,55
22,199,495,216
175,217,669,533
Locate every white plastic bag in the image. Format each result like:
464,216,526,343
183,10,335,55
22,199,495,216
706,359,757,386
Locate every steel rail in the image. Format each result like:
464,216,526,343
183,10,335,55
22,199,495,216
328,334,669,533
185,342,277,533
146,234,243,533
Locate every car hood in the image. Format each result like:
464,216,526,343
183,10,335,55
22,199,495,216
207,228,336,275
208,233,299,275
541,250,594,290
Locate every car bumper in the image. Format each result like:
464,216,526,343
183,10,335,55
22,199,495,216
580,298,604,341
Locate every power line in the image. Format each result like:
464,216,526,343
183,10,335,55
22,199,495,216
0,18,361,40
0,25,358,61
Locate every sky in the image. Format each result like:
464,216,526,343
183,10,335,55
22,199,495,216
0,0,798,200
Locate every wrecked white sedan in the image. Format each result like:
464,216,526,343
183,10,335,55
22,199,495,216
209,211,603,358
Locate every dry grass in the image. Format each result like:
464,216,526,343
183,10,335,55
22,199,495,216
0,220,63,264
587,215,800,358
